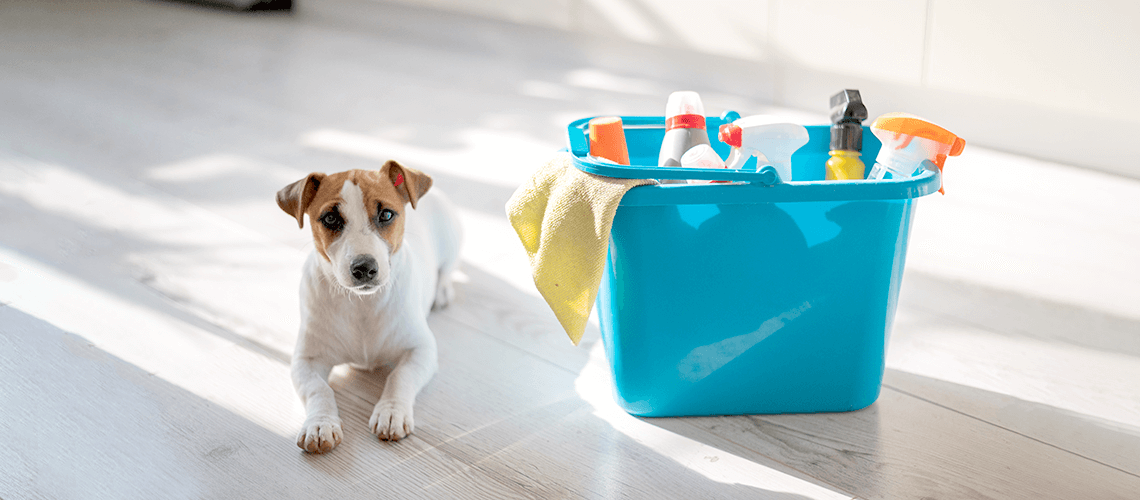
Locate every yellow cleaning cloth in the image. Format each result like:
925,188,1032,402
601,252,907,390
506,152,653,345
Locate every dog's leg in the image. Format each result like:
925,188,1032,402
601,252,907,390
432,265,457,310
370,331,438,441
292,358,343,453
432,200,461,311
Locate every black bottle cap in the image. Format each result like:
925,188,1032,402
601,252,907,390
830,89,868,151
831,123,863,152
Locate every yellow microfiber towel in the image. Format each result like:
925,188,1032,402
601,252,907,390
506,152,654,345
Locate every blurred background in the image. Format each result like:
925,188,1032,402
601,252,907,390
1,1,1138,498
372,0,1140,179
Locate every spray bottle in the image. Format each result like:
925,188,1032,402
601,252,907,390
717,115,809,183
659,91,712,168
868,112,965,193
825,89,868,180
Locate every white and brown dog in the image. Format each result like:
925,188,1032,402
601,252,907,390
276,161,461,453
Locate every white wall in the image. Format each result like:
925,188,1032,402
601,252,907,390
379,0,1140,178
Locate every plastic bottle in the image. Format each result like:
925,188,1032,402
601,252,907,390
868,112,965,193
825,89,868,180
679,144,728,184
718,115,809,183
659,91,711,168
588,116,630,165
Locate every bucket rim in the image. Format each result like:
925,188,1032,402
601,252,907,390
566,115,942,206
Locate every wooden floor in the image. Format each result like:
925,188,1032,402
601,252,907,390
1,1,1138,498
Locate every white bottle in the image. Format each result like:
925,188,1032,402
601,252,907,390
659,91,712,168
680,144,728,184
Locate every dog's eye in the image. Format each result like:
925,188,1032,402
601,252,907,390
377,208,395,223
321,212,343,230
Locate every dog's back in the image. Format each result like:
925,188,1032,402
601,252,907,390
402,189,462,315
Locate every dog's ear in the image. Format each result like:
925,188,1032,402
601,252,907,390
383,160,432,209
276,172,326,229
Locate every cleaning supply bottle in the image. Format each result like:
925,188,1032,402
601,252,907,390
659,91,711,168
718,115,809,183
868,112,965,193
825,89,868,180
679,143,728,184
588,116,630,165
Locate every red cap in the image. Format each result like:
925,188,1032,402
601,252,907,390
719,123,742,148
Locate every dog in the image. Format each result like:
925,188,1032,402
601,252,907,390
276,160,461,453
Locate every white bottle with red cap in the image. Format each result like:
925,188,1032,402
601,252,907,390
658,91,712,172
680,144,728,184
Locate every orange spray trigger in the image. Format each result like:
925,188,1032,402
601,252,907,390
950,136,966,157
868,112,964,194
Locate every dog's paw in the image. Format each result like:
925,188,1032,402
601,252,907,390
370,400,414,441
432,274,455,310
296,416,343,454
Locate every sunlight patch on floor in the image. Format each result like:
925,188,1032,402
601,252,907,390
0,245,302,439
0,156,303,439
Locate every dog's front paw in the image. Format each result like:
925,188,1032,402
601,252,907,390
297,416,342,454
370,400,414,441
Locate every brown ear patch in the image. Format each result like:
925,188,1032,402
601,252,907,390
276,172,326,228
382,160,432,209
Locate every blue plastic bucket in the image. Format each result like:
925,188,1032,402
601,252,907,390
567,112,941,417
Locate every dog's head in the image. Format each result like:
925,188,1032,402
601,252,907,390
276,161,432,295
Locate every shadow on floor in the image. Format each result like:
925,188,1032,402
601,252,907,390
883,369,1140,474
632,366,1140,499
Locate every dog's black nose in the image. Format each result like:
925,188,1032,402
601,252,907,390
350,255,378,283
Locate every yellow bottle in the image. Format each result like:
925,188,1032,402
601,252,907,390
825,150,865,180
825,89,868,181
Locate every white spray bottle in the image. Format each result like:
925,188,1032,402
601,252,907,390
717,116,809,183
867,112,965,193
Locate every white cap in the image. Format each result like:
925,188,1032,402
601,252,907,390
665,91,704,117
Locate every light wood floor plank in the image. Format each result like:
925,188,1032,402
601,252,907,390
887,277,1140,475
0,306,529,500
888,315,1140,475
655,385,1140,500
